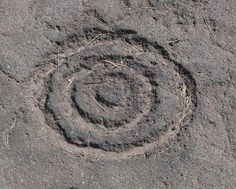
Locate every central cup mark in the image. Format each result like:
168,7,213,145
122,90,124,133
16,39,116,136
95,80,127,106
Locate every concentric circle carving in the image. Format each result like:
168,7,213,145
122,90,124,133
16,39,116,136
43,29,197,158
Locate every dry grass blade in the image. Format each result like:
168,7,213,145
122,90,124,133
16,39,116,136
45,59,64,76
58,34,103,58
82,34,103,50
103,60,132,71
45,34,103,76
85,91,109,114
103,60,120,68
62,78,75,93
54,143,84,157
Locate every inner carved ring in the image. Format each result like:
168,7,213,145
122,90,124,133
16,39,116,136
73,65,152,128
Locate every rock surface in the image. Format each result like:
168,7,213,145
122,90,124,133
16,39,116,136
0,0,236,188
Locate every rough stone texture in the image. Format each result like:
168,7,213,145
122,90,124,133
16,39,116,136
0,0,236,188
